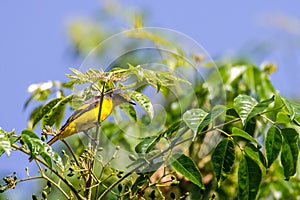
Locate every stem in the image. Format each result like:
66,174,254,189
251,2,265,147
11,144,85,200
15,176,43,184
86,83,106,199
259,114,277,125
43,175,70,199
62,139,81,167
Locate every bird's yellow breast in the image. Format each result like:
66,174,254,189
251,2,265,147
58,98,113,139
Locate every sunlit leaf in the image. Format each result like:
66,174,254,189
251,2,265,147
32,98,62,128
280,128,299,179
250,95,274,118
42,95,73,129
170,153,204,189
231,127,258,145
163,120,182,137
0,128,12,157
234,95,274,126
238,154,262,200
244,143,266,169
234,94,258,125
212,138,235,184
21,130,64,169
135,135,161,154
249,67,276,99
197,105,226,133
183,108,208,140
265,126,282,167
128,91,154,119
276,111,290,124
280,95,300,121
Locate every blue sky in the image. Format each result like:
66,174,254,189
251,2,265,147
1,0,300,198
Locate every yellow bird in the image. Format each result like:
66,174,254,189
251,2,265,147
47,90,135,145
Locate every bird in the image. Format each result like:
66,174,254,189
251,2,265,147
47,89,135,145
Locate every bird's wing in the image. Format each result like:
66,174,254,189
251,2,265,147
59,96,100,132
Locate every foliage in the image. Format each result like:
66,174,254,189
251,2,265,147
1,5,300,199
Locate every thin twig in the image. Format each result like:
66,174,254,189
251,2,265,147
11,143,85,200
35,160,71,199
62,139,81,167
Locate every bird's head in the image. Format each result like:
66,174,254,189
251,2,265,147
106,90,136,106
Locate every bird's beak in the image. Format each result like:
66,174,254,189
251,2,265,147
129,99,136,105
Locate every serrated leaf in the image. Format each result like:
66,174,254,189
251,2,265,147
128,91,153,119
42,95,72,129
244,143,267,169
212,138,235,184
231,127,258,145
280,128,299,179
0,128,12,157
238,154,262,200
32,98,62,128
234,95,274,126
21,130,64,169
183,108,208,140
170,153,204,189
265,126,282,167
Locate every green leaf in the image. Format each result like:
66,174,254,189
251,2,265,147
128,90,153,120
170,153,204,189
212,138,235,184
135,135,161,154
276,111,290,124
265,126,282,167
21,130,64,169
280,95,300,121
42,95,72,129
280,128,299,179
234,95,274,126
234,94,258,125
251,67,276,99
183,108,209,140
238,154,262,200
119,103,137,122
0,128,12,156
231,127,258,145
54,104,66,130
32,98,62,128
250,95,274,118
244,143,267,169
28,105,43,129
196,105,227,134
163,120,182,137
